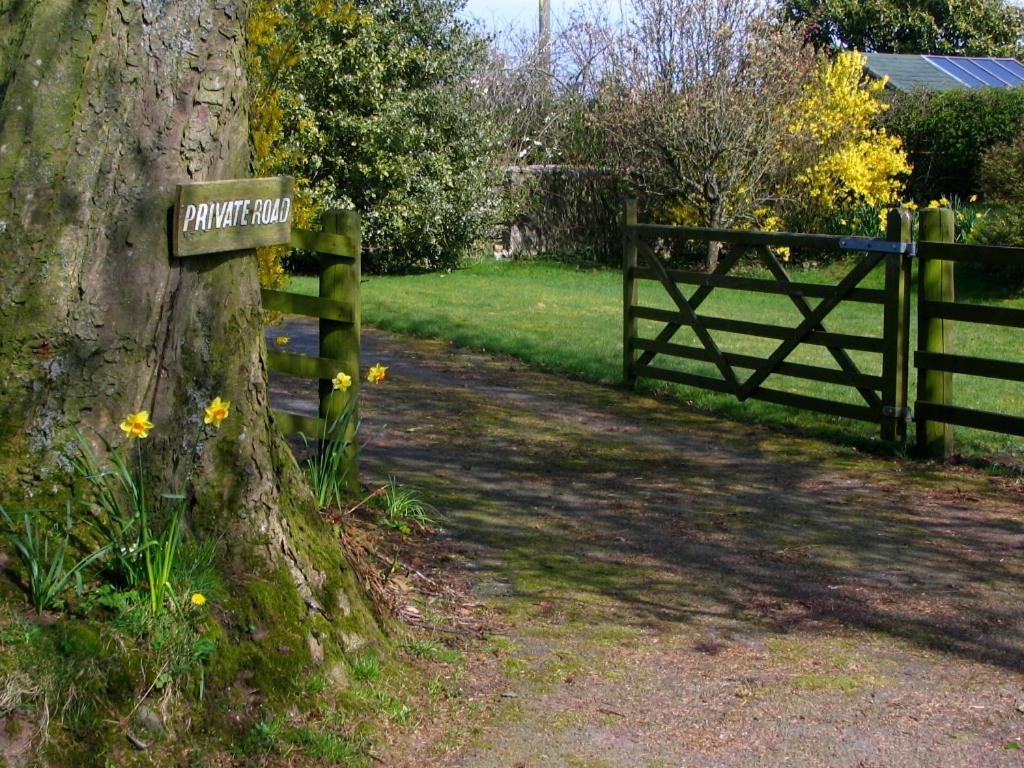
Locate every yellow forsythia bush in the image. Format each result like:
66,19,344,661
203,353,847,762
787,52,911,227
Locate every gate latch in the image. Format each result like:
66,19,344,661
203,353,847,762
838,238,917,256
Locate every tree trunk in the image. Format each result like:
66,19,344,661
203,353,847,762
705,205,722,272
705,240,721,272
0,0,380,702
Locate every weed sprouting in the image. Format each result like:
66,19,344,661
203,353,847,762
370,688,413,724
287,726,370,762
402,637,463,664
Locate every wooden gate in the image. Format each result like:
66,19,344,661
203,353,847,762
622,201,913,442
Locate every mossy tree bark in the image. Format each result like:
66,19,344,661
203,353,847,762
0,0,380,700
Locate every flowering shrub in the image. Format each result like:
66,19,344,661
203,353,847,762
785,52,911,234
247,0,357,287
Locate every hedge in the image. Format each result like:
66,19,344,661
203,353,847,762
881,87,1024,201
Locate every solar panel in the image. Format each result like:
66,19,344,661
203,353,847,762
990,58,1024,84
959,58,1011,86
924,56,985,87
923,55,1024,89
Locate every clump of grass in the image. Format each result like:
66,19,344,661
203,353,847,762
235,716,285,758
347,652,383,682
0,671,40,717
370,688,413,724
402,637,463,664
286,726,370,763
377,479,437,535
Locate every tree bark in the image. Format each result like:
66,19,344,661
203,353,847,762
0,0,379,700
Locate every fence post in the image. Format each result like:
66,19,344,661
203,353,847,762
916,207,955,460
881,208,913,443
319,209,361,491
623,199,638,388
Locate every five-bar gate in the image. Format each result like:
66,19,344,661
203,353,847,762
623,201,1024,459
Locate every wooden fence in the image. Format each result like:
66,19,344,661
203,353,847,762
915,208,1024,458
623,201,1024,459
261,209,361,486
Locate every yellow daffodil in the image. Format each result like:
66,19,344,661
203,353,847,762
120,410,154,439
190,593,207,606
928,199,940,208
969,194,978,203
938,197,950,207
903,200,918,211
367,363,388,384
332,371,352,391
204,397,230,428
274,336,290,346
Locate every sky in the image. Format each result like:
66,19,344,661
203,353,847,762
459,0,602,34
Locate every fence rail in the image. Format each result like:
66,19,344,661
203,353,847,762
623,201,1024,458
262,209,361,488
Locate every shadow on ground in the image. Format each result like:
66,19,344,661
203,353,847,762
268,320,1024,767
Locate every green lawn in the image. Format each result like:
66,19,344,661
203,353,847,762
287,258,1024,457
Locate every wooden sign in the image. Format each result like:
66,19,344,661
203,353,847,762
172,176,294,257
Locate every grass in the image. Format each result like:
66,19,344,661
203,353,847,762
348,652,384,682
287,256,1024,457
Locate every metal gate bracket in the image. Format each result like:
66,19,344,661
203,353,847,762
838,237,917,256
881,406,914,422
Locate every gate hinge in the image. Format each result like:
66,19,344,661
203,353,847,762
881,406,914,422
838,238,917,256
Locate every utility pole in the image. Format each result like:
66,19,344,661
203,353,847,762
538,0,552,86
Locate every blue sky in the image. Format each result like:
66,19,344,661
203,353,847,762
459,0,600,33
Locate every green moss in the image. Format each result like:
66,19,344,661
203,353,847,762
204,560,316,701
791,672,885,694
56,621,103,658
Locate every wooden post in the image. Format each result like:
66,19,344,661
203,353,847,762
916,207,955,460
881,208,912,443
623,199,638,388
319,209,361,491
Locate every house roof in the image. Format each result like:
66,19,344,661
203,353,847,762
864,53,1024,92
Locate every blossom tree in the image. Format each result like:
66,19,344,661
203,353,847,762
596,0,819,269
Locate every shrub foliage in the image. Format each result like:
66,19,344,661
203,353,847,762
974,126,1024,289
249,0,496,274
881,87,1024,201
